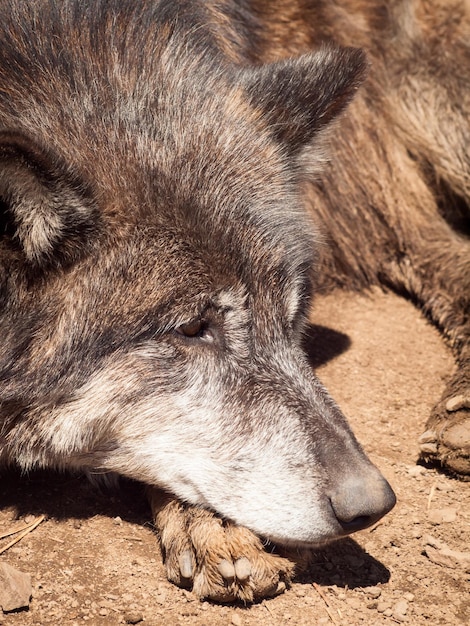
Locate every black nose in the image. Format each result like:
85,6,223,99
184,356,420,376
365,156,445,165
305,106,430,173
330,471,396,533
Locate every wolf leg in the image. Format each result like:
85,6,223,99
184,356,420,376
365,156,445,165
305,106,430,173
419,357,470,477
149,489,296,602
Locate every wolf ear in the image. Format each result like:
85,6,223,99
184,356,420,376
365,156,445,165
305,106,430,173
0,131,99,268
240,46,368,155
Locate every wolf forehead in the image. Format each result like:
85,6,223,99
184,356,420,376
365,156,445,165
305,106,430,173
0,3,319,302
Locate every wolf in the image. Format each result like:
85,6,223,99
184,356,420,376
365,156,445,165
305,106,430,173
0,0,468,603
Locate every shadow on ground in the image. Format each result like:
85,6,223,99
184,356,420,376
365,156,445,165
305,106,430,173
1,467,390,597
303,324,351,369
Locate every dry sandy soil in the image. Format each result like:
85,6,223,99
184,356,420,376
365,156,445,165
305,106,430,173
1,290,469,626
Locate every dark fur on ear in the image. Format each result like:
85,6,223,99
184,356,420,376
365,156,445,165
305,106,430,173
0,131,100,268
240,46,369,154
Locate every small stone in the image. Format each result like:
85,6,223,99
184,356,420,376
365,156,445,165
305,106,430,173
155,591,167,605
113,516,123,525
407,465,426,477
0,563,32,612
231,612,243,626
123,612,144,624
393,599,408,616
377,601,391,613
435,481,454,492
427,508,457,525
346,597,362,609
403,592,415,602
365,586,382,599
423,535,470,572
393,613,407,623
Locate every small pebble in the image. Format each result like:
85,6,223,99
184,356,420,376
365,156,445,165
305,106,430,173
407,466,426,477
427,508,457,525
231,613,242,626
123,612,143,624
377,601,391,613
346,597,362,609
435,481,453,492
365,586,382,599
393,599,408,616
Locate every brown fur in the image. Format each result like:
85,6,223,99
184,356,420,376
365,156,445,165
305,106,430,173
247,0,470,474
0,0,468,604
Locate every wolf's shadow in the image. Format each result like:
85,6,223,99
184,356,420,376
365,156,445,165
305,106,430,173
303,323,351,369
1,465,389,592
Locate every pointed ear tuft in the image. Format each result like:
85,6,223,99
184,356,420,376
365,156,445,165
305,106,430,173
0,131,100,268
240,46,369,154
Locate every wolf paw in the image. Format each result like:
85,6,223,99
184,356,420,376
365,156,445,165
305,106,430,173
151,495,295,602
419,391,470,477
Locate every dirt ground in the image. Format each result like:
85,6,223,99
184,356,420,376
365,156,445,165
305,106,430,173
1,290,469,626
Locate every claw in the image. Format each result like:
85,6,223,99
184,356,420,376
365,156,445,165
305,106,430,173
419,430,437,444
234,557,251,582
263,580,287,598
420,442,438,455
217,559,236,583
446,395,470,412
179,550,194,580
275,581,286,595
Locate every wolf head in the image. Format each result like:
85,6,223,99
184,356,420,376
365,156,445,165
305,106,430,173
0,3,394,546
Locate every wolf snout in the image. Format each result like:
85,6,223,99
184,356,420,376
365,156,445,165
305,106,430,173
329,469,396,534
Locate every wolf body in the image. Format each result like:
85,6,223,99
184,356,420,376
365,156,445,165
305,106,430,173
0,0,468,602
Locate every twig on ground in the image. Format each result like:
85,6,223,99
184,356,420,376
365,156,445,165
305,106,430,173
368,520,383,533
312,582,339,625
0,520,39,540
427,482,437,510
0,515,45,555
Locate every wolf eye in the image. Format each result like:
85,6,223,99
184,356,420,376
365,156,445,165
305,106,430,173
175,319,214,341
177,320,204,337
